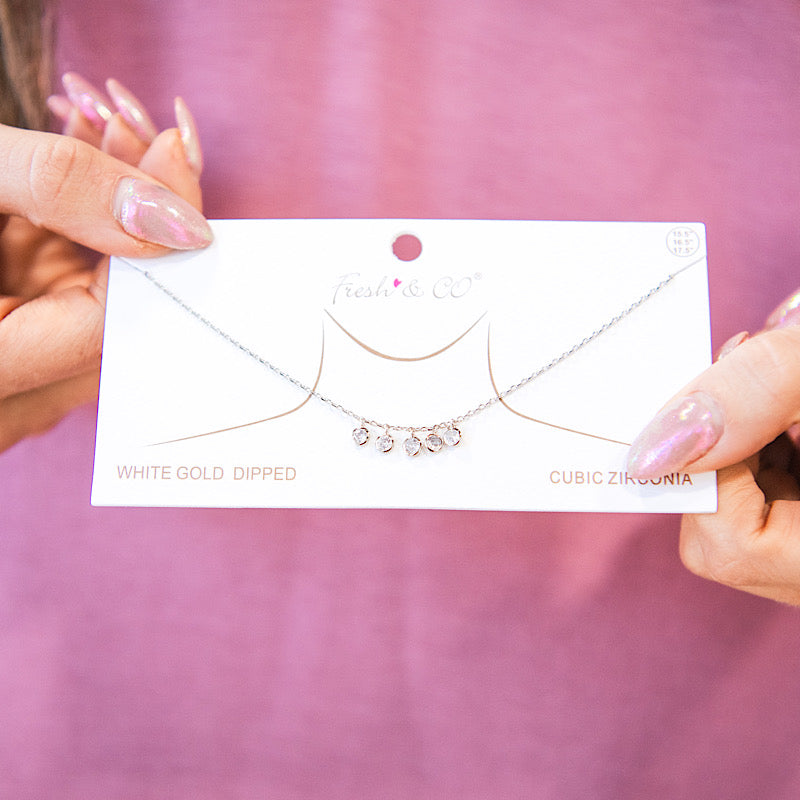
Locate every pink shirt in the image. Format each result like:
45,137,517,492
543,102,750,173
3,1,800,797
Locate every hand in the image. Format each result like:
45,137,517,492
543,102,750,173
626,295,800,605
0,75,210,452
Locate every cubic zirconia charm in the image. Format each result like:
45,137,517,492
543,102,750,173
403,435,422,457
353,426,370,446
443,427,461,447
425,433,444,453
376,433,394,453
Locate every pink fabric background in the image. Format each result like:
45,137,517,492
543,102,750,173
2,1,800,797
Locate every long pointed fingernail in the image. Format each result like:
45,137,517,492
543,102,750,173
764,287,800,330
106,78,158,143
62,72,113,130
174,97,203,177
46,94,72,125
626,392,724,479
714,330,749,361
112,177,213,250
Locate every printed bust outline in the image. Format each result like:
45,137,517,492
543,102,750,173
145,306,637,448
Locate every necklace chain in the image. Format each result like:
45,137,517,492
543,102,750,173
123,256,700,448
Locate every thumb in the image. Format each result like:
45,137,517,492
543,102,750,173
626,326,800,478
0,123,212,254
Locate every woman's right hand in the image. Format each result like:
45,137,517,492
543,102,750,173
0,74,211,452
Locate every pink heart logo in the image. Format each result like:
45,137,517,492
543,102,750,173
393,278,402,288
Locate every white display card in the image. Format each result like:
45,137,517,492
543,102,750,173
92,220,715,512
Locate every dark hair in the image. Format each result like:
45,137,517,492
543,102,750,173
0,0,52,130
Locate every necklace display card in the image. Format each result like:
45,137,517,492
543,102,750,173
92,219,714,512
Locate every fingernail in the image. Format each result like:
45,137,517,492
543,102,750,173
112,177,213,250
46,94,72,125
174,97,203,176
764,287,800,330
106,78,158,143
61,72,113,130
626,392,724,479
714,330,749,361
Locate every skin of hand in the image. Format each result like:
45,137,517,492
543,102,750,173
626,309,800,606
0,76,208,452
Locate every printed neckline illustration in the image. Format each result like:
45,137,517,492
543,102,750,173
119,252,704,456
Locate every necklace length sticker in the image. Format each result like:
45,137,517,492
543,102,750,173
120,255,704,457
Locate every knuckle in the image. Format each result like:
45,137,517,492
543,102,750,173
26,136,89,224
678,525,707,576
733,330,800,413
680,539,757,587
680,508,763,589
679,536,758,587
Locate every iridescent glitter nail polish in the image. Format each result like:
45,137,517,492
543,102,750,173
112,177,213,250
61,72,113,130
46,94,72,125
106,78,158,143
714,330,749,361
626,392,724,479
174,96,203,176
764,287,800,330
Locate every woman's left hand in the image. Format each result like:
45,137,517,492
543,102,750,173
626,298,800,605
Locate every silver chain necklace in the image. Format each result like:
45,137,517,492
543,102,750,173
122,256,701,457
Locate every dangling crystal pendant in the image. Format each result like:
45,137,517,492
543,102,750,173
353,426,370,446
443,426,461,447
403,434,422,457
425,432,444,453
376,431,394,453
